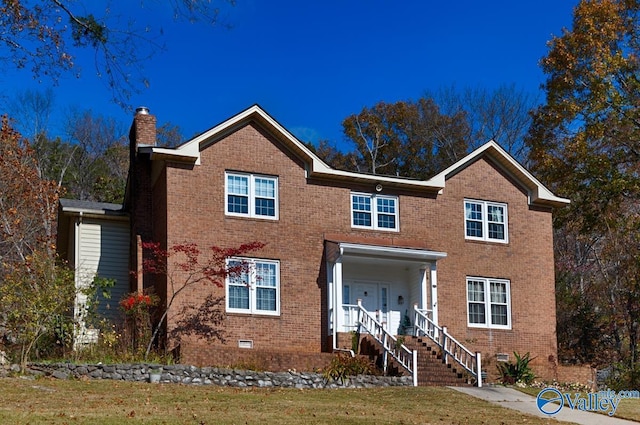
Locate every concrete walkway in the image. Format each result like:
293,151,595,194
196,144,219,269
451,386,638,425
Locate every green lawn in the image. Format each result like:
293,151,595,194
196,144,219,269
519,386,640,422
0,377,570,425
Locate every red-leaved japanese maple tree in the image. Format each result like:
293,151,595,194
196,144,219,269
140,240,265,359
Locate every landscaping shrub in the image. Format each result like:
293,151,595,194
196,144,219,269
497,351,536,385
323,353,378,384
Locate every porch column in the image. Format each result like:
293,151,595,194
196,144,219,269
430,262,438,325
420,268,428,310
334,259,343,334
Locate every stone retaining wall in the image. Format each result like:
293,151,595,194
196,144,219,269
23,363,412,389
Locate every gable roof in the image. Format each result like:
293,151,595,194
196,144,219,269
140,104,569,206
142,104,443,192
429,141,570,208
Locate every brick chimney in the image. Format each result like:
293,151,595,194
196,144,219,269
127,106,157,294
130,106,157,148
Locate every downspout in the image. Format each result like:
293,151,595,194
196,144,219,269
74,212,82,282
72,212,82,349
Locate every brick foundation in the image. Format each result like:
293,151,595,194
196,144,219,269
556,364,597,389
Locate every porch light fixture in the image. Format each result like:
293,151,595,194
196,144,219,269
375,183,383,192
398,295,404,305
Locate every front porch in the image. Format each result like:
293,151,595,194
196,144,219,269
324,240,482,387
326,241,447,344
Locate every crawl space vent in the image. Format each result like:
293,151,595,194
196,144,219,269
238,339,253,349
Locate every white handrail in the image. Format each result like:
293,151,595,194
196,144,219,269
356,300,417,386
414,305,482,387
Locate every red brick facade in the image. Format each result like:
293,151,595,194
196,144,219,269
128,106,567,381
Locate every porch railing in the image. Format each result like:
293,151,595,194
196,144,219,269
413,305,482,387
356,300,418,386
342,304,360,332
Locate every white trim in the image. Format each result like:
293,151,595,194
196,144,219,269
225,172,279,220
226,258,280,316
156,105,444,191
464,199,509,244
141,107,569,206
430,140,570,207
140,144,200,165
350,192,399,232
339,243,447,263
466,276,511,330
429,264,439,325
333,259,343,341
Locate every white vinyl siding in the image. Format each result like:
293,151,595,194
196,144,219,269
76,219,130,323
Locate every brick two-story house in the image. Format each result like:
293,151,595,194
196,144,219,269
58,104,569,384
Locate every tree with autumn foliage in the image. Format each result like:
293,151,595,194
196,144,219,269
527,0,640,386
140,240,265,359
338,86,535,179
0,116,60,265
0,116,78,369
342,98,470,178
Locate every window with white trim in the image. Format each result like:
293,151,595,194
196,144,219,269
226,258,280,315
464,199,508,243
225,172,278,219
466,277,511,329
351,193,399,231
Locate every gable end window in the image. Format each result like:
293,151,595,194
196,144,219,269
351,193,399,231
226,172,278,219
466,277,511,329
464,199,508,243
226,258,280,315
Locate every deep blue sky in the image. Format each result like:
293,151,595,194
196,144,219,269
2,1,576,149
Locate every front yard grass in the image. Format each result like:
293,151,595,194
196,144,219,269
0,377,570,424
519,386,640,422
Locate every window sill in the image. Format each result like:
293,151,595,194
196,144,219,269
351,226,400,233
464,238,509,246
226,311,281,318
224,215,279,222
467,324,512,331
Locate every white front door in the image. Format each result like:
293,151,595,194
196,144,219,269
354,283,378,311
352,282,389,327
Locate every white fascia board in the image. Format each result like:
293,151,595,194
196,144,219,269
530,185,571,206
59,207,128,221
428,140,570,207
309,166,443,190
140,144,200,165
171,105,444,191
339,242,447,262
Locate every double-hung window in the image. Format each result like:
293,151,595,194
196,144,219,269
467,277,511,329
464,199,508,243
226,172,278,219
351,193,399,231
226,258,280,315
